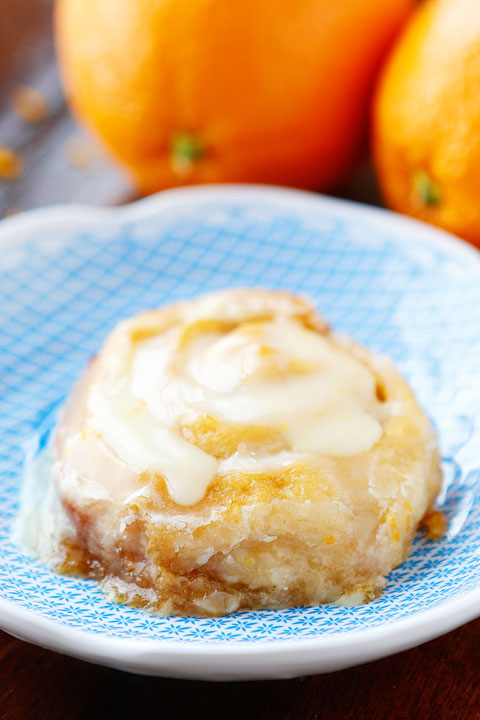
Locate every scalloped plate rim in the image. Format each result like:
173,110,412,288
1,184,480,679
1,184,480,271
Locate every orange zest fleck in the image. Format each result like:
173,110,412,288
10,85,48,123
0,146,23,180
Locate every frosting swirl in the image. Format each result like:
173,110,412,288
85,290,385,505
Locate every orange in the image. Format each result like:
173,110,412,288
373,0,480,247
55,0,414,195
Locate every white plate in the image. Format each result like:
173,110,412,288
1,185,480,680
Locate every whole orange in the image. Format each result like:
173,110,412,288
55,0,413,194
373,0,480,247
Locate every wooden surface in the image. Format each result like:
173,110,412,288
1,3,480,718
0,0,132,218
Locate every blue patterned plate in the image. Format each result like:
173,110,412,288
1,186,480,680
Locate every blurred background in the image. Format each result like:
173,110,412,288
1,0,479,248
0,0,398,216
0,0,131,213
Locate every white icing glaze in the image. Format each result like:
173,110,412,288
86,298,384,506
88,384,219,506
